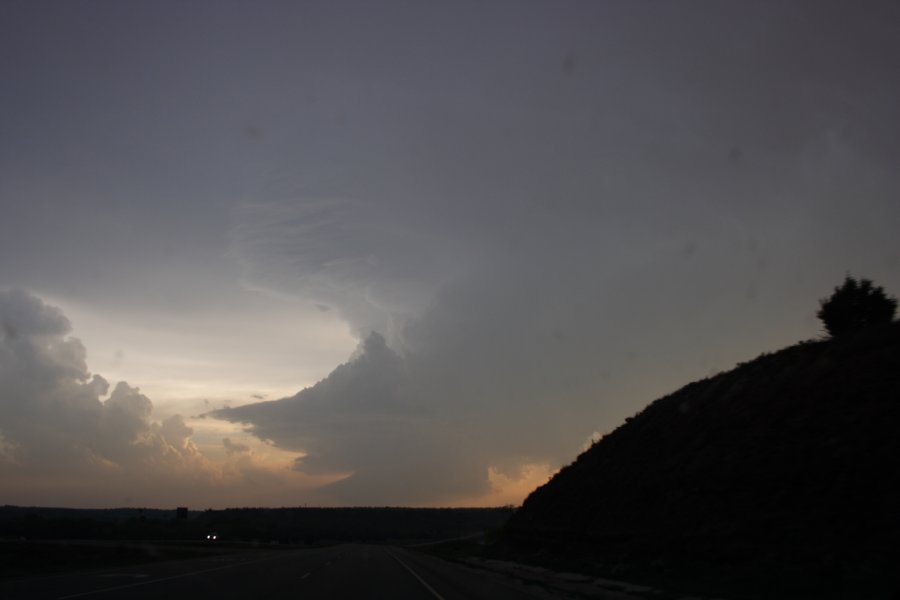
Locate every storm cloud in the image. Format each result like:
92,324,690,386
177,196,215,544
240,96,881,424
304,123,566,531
2,2,899,507
215,1,900,504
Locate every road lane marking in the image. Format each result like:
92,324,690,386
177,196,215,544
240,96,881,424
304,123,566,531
388,550,445,600
301,572,311,579
57,555,278,599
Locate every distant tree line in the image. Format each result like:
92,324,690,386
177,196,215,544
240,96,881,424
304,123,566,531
0,505,513,544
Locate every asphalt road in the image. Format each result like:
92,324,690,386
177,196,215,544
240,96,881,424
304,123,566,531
0,544,564,599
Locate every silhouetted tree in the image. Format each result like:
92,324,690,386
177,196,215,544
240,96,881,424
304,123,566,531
817,275,897,337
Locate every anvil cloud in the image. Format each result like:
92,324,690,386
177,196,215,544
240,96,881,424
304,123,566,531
2,1,899,506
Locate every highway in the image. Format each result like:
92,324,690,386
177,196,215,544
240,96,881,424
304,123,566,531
0,544,566,599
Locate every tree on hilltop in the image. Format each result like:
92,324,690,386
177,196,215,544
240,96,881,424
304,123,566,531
817,275,897,337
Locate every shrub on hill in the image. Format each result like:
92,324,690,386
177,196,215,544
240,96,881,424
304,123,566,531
817,275,896,337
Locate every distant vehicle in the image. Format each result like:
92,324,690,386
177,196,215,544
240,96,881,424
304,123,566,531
206,532,218,540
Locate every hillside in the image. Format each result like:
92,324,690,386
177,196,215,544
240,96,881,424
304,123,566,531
504,322,900,599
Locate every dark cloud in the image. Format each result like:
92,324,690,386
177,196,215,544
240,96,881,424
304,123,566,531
2,2,898,506
219,2,900,504
215,332,491,504
223,437,250,455
0,290,71,340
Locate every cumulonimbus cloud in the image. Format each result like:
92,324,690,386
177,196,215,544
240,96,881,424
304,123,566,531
218,1,900,505
0,290,203,476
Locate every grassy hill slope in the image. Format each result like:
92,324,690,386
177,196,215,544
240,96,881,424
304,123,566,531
505,322,900,599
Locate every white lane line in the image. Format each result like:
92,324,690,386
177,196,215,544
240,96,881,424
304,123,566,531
388,550,445,600
57,555,276,599
301,572,311,579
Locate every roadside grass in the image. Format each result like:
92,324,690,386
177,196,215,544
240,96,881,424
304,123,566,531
0,539,269,580
418,536,898,600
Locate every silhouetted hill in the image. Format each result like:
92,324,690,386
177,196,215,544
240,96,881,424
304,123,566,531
505,322,900,599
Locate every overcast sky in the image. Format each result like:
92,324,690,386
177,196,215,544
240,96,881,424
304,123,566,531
1,1,898,508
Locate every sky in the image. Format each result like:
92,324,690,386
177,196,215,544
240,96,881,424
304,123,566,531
1,1,898,508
